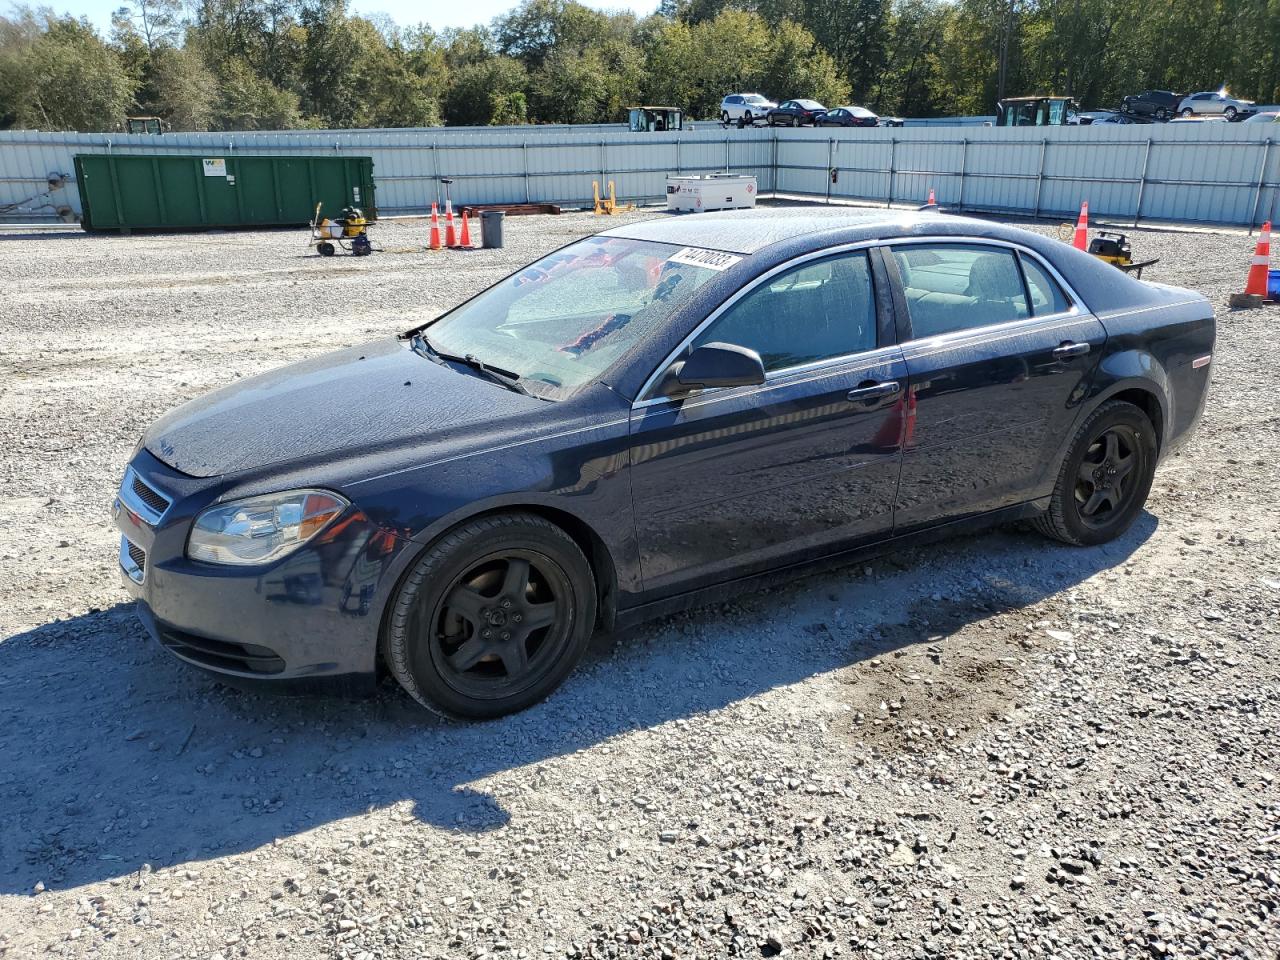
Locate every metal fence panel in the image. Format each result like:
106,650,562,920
1,123,1275,227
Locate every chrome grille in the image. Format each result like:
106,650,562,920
120,535,146,584
131,475,170,515
117,466,171,525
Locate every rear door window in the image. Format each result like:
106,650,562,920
892,244,1030,339
691,251,878,373
1019,255,1072,316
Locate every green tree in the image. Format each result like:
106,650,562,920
5,15,137,130
150,45,219,130
214,57,301,128
444,56,528,125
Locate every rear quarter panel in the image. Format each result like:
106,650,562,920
1089,284,1215,456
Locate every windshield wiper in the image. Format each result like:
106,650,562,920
411,333,535,398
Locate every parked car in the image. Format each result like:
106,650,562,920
1243,111,1280,124
721,93,776,125
114,209,1214,719
766,99,827,126
1178,91,1255,120
1120,90,1182,120
1084,111,1135,125
815,105,878,127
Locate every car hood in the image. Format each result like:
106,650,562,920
144,338,545,478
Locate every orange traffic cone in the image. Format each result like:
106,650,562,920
926,188,936,205
458,210,474,249
1072,201,1089,251
428,202,441,251
1244,220,1271,296
444,206,457,249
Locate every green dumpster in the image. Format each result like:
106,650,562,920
74,154,375,232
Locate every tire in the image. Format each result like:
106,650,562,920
382,512,597,720
743,111,753,124
1180,107,1193,117
1224,106,1237,121
1121,101,1131,114
1155,107,1168,120
721,111,730,124
1033,401,1157,547
317,241,335,257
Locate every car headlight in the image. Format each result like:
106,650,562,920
187,490,348,566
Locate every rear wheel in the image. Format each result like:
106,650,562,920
1155,107,1168,120
1034,401,1157,546
382,513,596,719
721,111,730,124
1180,107,1193,117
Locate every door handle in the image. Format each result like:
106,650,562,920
846,380,901,402
1053,341,1091,359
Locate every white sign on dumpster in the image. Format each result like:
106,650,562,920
202,158,227,177
666,174,757,213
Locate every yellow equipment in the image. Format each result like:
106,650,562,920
592,180,634,216
1088,230,1158,277
308,202,372,257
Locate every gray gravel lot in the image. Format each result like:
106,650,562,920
1,206,1278,960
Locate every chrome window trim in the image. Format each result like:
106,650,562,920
633,235,1091,409
634,239,880,406
117,465,172,526
119,535,145,585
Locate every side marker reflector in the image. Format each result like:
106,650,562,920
1192,354,1212,369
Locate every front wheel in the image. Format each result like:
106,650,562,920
721,111,730,124
1224,106,1237,121
382,513,597,719
1180,107,1193,117
1034,401,1157,546
1155,107,1168,120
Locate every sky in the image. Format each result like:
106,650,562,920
52,0,663,36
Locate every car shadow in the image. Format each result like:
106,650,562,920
0,514,1156,894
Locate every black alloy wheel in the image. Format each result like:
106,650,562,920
383,513,596,719
431,552,569,698
1072,426,1141,528
1155,107,1168,120
1034,401,1157,546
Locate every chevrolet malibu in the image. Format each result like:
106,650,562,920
113,210,1214,718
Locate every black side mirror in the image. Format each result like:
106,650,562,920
659,342,766,398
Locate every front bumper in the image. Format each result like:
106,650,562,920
113,449,415,687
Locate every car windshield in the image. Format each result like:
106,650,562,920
745,95,769,104
421,237,725,400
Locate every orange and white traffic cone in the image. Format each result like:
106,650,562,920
1244,220,1271,296
1072,200,1089,251
428,202,441,251
444,204,457,248
458,210,474,249
926,188,936,206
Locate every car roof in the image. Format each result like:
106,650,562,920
601,208,980,255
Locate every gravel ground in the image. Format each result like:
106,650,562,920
1,206,1277,960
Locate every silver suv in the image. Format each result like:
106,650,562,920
1178,91,1256,120
720,93,776,125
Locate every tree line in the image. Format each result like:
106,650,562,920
0,0,1276,133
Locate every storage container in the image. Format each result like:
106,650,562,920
74,154,375,232
665,174,757,213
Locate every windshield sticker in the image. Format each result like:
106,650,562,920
666,247,743,272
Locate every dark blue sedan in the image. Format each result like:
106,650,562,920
114,209,1214,718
